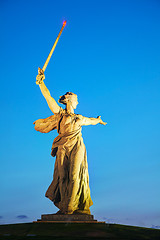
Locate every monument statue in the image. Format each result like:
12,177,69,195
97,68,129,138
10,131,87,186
34,21,106,216
34,72,106,215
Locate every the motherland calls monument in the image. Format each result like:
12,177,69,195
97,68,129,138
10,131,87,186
34,21,106,222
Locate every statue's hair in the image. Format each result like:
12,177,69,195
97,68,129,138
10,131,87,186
58,92,77,105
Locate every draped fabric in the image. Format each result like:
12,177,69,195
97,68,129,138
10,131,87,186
34,108,93,214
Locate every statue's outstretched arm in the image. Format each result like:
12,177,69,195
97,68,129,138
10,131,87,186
80,116,107,126
36,73,60,114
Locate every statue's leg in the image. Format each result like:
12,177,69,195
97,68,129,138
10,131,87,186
66,141,86,213
56,147,68,212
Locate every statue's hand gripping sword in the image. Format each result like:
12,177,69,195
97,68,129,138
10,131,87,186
36,20,67,84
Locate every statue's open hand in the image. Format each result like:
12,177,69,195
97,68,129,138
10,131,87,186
97,116,107,125
36,73,45,85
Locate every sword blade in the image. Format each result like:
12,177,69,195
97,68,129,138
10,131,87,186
42,20,67,72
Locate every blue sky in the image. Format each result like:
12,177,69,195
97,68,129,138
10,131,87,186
0,0,160,228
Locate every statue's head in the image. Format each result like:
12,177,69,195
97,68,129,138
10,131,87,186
58,92,78,109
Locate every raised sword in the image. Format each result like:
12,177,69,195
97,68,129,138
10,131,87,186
37,20,67,77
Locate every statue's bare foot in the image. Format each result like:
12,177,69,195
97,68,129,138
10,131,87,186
73,209,91,215
56,209,74,215
56,210,64,215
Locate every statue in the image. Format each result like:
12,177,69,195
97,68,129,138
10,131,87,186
33,21,106,216
34,71,106,215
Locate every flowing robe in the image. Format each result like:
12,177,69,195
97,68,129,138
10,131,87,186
34,108,93,214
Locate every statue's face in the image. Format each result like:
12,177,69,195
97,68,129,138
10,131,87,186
70,95,78,109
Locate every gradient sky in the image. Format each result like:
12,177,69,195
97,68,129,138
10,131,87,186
0,0,160,228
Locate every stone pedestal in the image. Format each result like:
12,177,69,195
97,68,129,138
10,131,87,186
36,213,98,223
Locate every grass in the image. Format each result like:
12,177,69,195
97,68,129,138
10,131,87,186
0,222,160,240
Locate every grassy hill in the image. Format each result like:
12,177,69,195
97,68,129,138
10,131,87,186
0,222,160,240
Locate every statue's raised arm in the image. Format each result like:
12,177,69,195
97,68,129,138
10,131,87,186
36,69,60,114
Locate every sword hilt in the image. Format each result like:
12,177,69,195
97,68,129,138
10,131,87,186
38,67,44,75
36,67,45,85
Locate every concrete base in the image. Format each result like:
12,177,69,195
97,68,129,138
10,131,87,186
35,213,99,223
